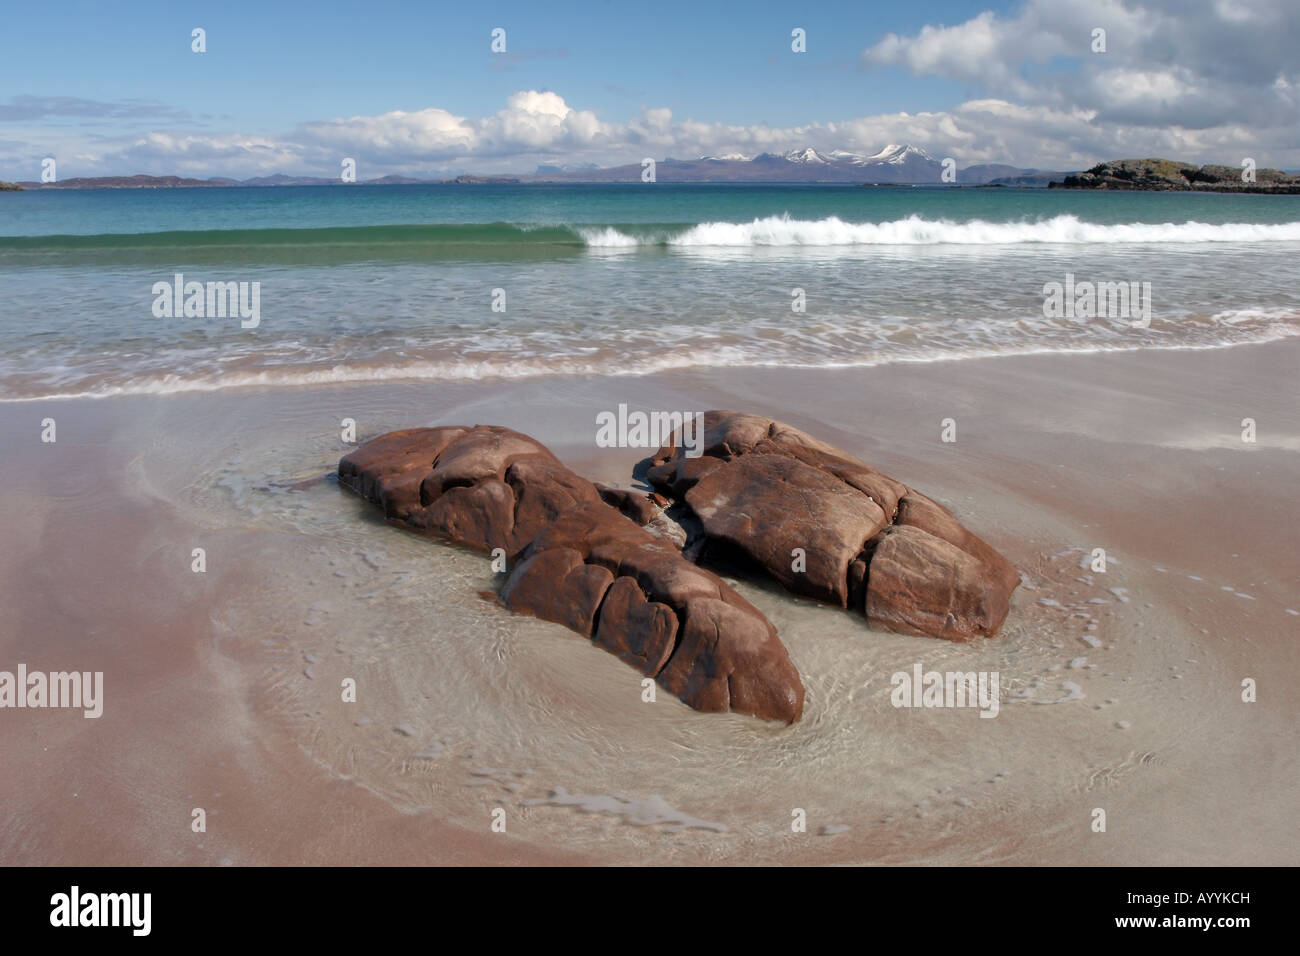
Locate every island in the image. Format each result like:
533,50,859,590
1050,158,1300,193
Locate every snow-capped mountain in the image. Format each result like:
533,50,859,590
783,147,835,165
763,144,942,180
765,143,944,181
783,144,936,167
856,144,935,165
524,145,1037,184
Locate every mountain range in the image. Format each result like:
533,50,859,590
521,145,1058,184
6,145,1070,188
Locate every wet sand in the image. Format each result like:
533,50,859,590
1,339,1296,865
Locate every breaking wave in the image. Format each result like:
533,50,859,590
582,214,1300,247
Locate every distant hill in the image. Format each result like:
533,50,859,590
239,174,337,186
957,163,1030,184
446,175,522,184
534,162,599,174
16,172,519,189
15,174,237,189
1050,158,1300,193
0,181,21,191
987,170,1077,188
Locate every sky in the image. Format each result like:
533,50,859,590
1,0,1297,179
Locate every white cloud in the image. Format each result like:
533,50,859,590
8,0,1300,184
299,107,477,158
109,132,304,176
290,90,611,165
862,0,1300,134
866,10,1070,100
16,83,1297,180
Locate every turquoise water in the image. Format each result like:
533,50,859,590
0,184,1297,399
5,183,1300,238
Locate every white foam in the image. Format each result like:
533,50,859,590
6,313,1296,403
525,787,728,832
582,214,1300,248
575,226,641,248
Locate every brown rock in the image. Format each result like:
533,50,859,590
865,525,1014,641
340,424,599,560
516,501,804,722
894,491,1020,595
594,484,660,526
648,411,906,517
421,426,557,499
684,453,886,606
420,479,516,553
505,456,603,552
658,596,804,720
645,410,1017,640
592,577,678,676
340,426,805,722
337,426,467,520
501,548,613,637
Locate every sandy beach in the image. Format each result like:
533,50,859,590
1,338,1296,866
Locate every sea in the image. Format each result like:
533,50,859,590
1,182,1297,401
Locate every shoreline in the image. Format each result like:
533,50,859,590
2,339,1296,865
6,332,1298,405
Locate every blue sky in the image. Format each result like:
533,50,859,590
2,0,1297,178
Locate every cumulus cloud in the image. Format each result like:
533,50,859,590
295,90,605,164
866,10,1070,100
863,0,1300,135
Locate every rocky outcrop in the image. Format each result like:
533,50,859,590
644,412,1019,641
340,414,1021,722
1050,158,1300,193
339,425,804,722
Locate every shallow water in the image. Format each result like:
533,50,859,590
2,185,1297,402
118,379,1283,865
